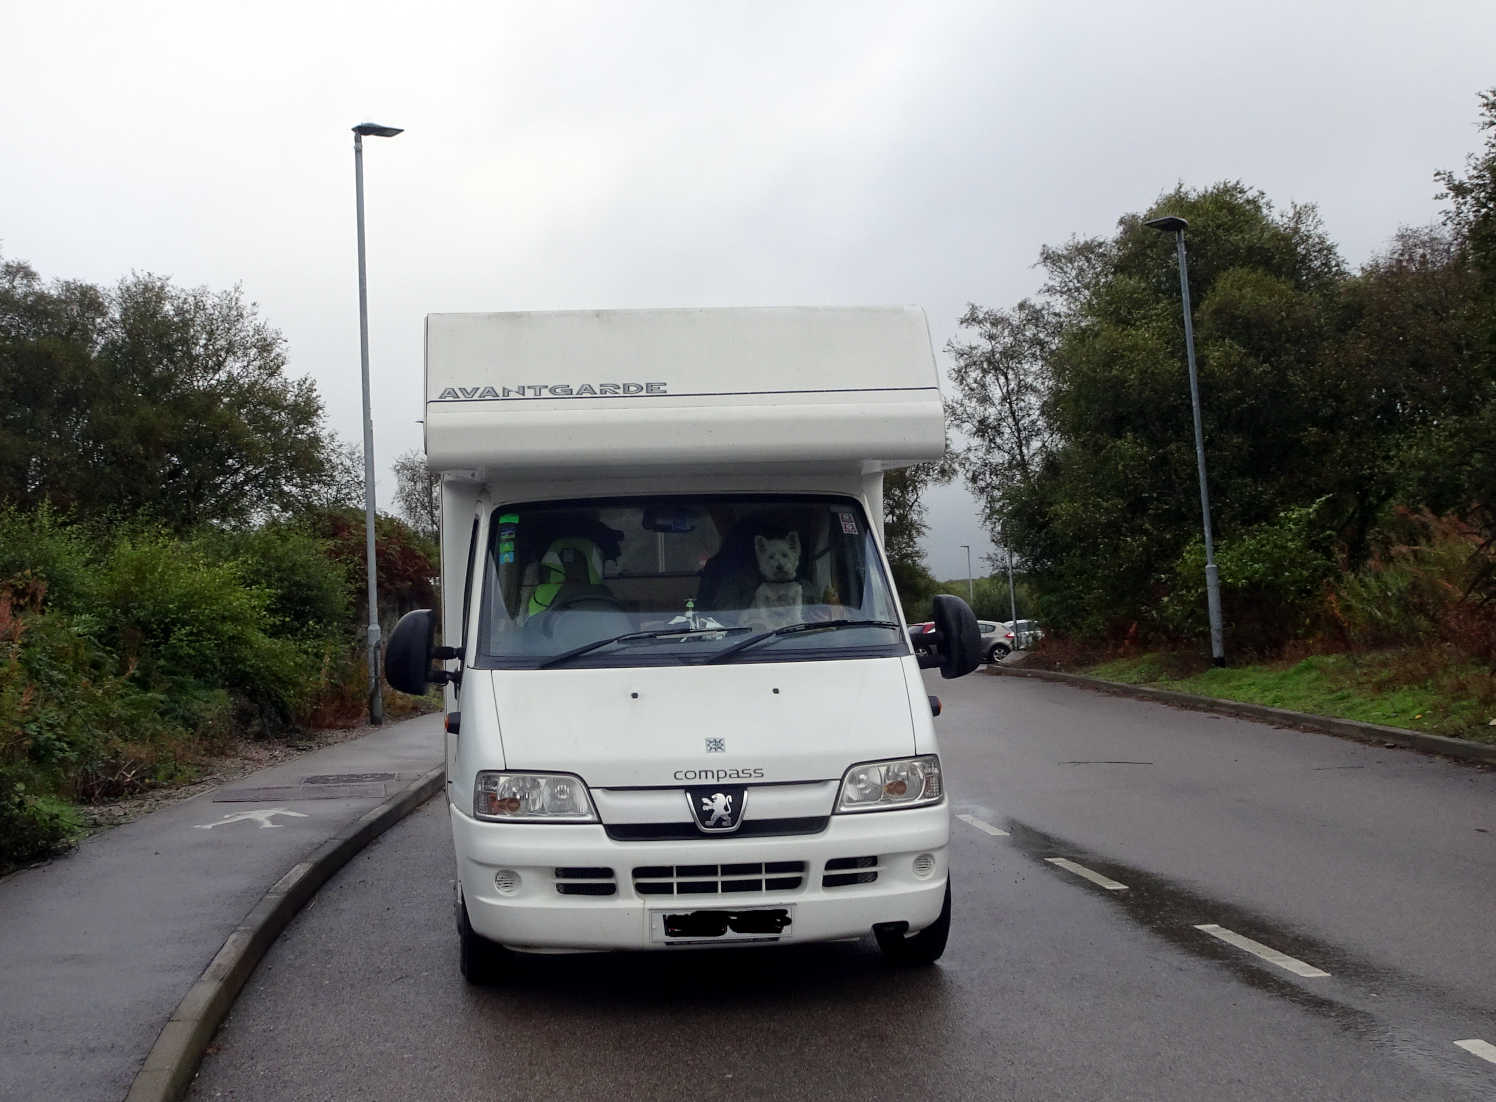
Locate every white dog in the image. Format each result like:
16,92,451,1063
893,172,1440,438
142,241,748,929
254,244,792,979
749,532,803,629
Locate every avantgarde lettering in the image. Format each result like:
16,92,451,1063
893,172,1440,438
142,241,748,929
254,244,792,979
432,381,670,400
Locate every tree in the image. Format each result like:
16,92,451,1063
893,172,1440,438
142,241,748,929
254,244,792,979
1427,88,1496,599
392,449,439,538
0,258,334,529
998,182,1350,639
310,437,367,513
946,300,1056,538
1436,88,1496,312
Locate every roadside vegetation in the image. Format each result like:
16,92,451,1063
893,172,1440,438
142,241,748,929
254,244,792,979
1086,650,1496,744
0,261,439,872
882,89,1496,738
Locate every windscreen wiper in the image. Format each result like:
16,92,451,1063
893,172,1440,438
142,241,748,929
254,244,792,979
538,626,751,670
704,619,901,665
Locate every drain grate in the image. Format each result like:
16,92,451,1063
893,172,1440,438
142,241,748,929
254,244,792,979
213,782,388,803
302,772,398,785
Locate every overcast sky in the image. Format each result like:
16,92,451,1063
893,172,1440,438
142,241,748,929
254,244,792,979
4,0,1493,579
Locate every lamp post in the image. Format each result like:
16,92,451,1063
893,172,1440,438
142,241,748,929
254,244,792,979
352,121,403,723
1001,524,1017,626
1144,214,1224,666
959,544,974,604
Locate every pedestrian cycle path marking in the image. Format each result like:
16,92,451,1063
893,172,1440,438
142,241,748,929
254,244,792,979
957,814,1009,837
195,808,309,831
1045,857,1127,891
1193,924,1330,978
1454,1039,1496,1065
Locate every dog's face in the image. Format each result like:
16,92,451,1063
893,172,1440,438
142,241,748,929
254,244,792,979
754,531,800,582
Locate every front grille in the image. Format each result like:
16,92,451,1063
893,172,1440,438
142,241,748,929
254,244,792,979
605,817,828,842
823,855,880,888
633,861,806,896
555,866,617,896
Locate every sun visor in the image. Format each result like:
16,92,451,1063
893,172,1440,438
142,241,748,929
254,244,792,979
423,307,946,476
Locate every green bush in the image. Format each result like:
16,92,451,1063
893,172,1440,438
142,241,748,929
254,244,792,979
1329,511,1495,658
1160,502,1338,654
0,505,97,612
195,523,352,643
0,773,81,872
0,505,441,866
94,533,308,718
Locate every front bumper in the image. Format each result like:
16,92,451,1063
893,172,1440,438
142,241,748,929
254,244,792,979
451,801,950,951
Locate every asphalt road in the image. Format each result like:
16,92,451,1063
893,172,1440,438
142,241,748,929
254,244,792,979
189,669,1496,1100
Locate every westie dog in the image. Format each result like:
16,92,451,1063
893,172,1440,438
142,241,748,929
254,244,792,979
749,531,803,629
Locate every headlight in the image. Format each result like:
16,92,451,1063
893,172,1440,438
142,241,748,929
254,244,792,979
473,772,597,822
835,755,943,813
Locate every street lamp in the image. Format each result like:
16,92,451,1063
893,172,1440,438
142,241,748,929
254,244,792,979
352,121,403,723
1000,521,1018,626
959,544,974,604
1145,214,1224,666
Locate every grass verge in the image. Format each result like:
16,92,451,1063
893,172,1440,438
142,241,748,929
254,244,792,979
1084,647,1496,743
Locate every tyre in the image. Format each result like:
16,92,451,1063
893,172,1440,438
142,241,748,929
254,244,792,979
986,643,1010,663
875,880,951,965
457,894,509,985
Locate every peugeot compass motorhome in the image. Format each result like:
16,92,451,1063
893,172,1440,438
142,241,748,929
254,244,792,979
384,307,982,982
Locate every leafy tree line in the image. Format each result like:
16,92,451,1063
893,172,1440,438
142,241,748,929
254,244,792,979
0,256,439,869
948,90,1496,661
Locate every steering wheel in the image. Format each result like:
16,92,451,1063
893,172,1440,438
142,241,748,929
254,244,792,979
548,592,625,613
536,589,627,638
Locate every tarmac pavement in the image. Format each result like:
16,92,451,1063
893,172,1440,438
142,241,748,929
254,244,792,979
0,713,443,1102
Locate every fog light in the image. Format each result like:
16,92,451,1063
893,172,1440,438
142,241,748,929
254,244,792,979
494,868,522,895
912,853,936,880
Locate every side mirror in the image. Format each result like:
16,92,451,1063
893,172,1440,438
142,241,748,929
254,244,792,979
931,594,981,679
386,609,436,695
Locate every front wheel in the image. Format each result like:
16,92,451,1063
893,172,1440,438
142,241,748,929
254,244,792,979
875,880,951,965
986,643,1010,663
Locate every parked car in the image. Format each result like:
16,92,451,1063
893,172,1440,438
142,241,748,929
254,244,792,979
981,619,1044,663
909,621,936,657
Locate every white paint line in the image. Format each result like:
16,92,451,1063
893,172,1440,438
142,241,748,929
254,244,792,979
1454,1039,1496,1065
956,813,1009,837
1044,857,1128,891
1194,924,1330,978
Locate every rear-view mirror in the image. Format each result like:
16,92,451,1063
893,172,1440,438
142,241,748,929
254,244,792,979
386,609,436,695
931,594,981,679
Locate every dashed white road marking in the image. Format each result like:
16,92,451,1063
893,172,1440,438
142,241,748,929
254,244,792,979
1194,924,1330,978
957,813,1009,837
1045,857,1128,891
1454,1039,1496,1065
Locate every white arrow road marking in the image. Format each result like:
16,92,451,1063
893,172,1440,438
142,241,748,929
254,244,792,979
195,808,309,831
1045,857,1128,891
1194,924,1330,978
957,813,1009,837
1454,1039,1496,1065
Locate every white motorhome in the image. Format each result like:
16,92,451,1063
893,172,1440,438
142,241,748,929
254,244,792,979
385,307,982,982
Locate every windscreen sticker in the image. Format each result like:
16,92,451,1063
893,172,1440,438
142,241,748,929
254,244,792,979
498,540,515,555
499,550,515,564
838,511,859,535
498,513,519,524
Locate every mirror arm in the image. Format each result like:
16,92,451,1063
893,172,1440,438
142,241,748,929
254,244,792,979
432,645,461,661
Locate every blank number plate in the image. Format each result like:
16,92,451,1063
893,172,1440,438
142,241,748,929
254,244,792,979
650,906,794,944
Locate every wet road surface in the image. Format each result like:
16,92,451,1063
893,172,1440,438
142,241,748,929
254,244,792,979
190,670,1496,1100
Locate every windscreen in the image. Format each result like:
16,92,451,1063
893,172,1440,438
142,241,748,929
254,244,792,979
475,495,905,668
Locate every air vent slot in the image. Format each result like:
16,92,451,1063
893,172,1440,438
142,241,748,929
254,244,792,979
822,855,880,888
555,866,617,896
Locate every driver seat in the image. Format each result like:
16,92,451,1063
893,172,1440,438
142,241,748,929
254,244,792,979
528,537,613,616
